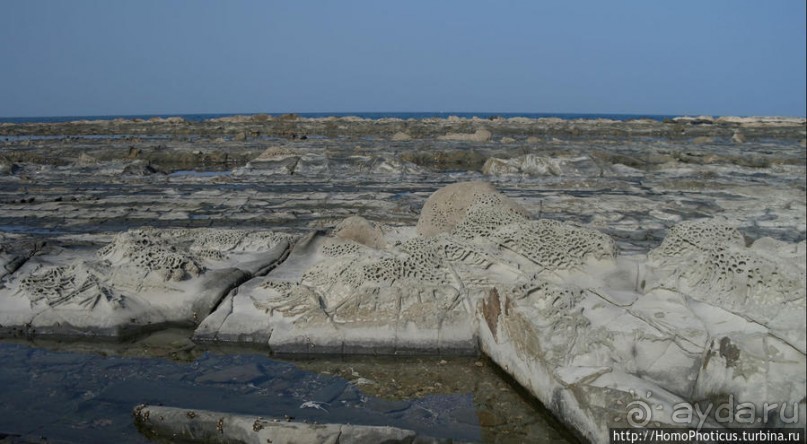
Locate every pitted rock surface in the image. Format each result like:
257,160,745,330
1,228,294,337
416,181,530,237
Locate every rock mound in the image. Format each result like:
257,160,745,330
649,219,806,350
416,181,530,237
235,146,328,176
197,182,616,356
437,129,492,142
333,216,386,249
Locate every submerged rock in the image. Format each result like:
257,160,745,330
133,405,439,444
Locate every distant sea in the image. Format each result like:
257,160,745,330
0,112,681,124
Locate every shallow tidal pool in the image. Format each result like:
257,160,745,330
0,330,577,443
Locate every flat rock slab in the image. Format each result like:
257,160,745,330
133,404,451,444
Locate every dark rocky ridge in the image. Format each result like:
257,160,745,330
2,114,805,143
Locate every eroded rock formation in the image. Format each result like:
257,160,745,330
0,228,293,337
1,181,804,443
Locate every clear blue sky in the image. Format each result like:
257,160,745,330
1,0,805,117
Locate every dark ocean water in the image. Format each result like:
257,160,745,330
0,111,681,124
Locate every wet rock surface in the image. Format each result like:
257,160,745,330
0,338,574,443
0,116,805,443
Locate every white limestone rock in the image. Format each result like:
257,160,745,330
133,405,435,444
416,181,530,237
197,183,616,359
234,146,329,176
647,220,806,352
476,217,805,443
437,128,492,142
0,228,294,338
10,178,797,443
196,227,478,354
391,131,412,141
482,154,600,177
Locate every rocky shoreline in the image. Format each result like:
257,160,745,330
1,116,805,443
2,114,806,143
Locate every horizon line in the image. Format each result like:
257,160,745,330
3,111,805,121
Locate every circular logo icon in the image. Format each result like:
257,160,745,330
626,399,652,427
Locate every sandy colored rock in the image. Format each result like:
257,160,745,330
438,128,492,142
333,215,386,249
416,181,530,237
691,136,714,144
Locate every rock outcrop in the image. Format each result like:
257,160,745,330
0,228,294,338
1,181,803,443
192,183,805,443
133,405,442,444
479,217,806,441
482,154,601,177
438,129,492,142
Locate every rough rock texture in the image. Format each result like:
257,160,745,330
0,108,807,441
0,160,20,175
1,110,805,444
0,228,294,338
482,154,600,177
193,183,804,443
333,216,387,250
438,129,492,142
1,170,804,442
478,217,805,443
196,183,615,360
133,405,441,444
235,146,329,176
416,181,531,237
391,131,412,141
